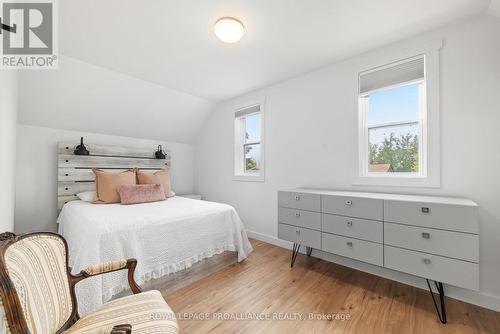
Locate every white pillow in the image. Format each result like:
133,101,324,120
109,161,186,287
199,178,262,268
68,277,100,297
77,191,97,202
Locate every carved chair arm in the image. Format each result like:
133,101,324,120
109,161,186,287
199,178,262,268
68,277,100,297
110,324,132,334
83,259,128,276
73,258,141,294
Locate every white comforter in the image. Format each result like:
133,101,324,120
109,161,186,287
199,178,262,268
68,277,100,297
57,197,253,315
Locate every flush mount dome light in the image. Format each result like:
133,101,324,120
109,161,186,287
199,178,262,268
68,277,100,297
214,17,245,43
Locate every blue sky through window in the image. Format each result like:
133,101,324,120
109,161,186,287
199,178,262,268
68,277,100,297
368,83,420,147
367,83,419,126
245,113,261,142
244,113,261,171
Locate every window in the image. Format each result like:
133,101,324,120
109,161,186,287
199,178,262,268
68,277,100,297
234,100,265,181
358,56,427,178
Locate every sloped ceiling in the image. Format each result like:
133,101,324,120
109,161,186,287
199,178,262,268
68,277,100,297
59,0,492,101
18,56,214,143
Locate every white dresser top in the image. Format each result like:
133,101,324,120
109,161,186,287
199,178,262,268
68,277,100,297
281,188,478,207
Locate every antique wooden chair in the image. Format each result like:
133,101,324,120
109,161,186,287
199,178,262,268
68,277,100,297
0,232,178,334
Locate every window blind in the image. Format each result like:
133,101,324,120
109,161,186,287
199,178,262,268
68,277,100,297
235,104,260,118
359,56,425,94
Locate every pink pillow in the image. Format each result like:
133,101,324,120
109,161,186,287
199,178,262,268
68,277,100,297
118,184,166,205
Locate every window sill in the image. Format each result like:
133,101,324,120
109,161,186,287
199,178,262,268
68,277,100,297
233,174,265,182
352,175,440,188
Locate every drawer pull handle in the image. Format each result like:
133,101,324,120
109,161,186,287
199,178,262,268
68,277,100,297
294,195,301,201
422,232,430,239
421,207,430,213
346,241,353,247
345,200,352,206
422,258,431,265
346,221,353,227
295,212,301,218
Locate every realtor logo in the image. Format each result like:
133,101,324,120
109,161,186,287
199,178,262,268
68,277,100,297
0,0,58,69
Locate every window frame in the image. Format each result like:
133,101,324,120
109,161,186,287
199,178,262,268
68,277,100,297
233,97,266,182
351,40,442,188
358,78,427,178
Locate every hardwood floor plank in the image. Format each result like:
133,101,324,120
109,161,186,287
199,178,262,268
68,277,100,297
164,239,500,333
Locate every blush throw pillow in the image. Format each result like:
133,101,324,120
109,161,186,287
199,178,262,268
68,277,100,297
118,184,166,205
136,169,173,197
93,169,136,203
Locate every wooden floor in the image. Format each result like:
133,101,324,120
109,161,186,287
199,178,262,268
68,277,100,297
165,239,500,334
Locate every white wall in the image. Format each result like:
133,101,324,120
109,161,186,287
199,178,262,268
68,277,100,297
194,15,500,310
0,72,18,233
14,54,211,234
15,124,195,234
18,55,214,144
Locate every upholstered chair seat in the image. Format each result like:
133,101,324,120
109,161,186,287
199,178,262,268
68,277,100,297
0,232,178,334
64,291,177,334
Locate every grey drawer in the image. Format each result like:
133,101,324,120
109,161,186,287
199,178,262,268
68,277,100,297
384,200,478,234
278,207,321,231
321,195,383,220
278,223,321,249
321,233,383,266
384,246,479,290
322,214,382,243
278,191,320,211
384,223,478,263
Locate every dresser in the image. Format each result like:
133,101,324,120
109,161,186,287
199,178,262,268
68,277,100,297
277,189,479,324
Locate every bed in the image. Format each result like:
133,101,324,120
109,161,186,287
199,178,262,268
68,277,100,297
58,196,252,315
55,142,253,315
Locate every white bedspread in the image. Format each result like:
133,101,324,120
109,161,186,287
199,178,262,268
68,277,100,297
57,197,253,315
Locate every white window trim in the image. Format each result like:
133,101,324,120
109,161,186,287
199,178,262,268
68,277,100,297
352,39,442,188
233,96,266,182
359,79,426,178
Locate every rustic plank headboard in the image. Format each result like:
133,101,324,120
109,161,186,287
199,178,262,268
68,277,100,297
57,142,171,209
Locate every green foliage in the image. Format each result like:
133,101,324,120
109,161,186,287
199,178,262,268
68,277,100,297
246,158,257,170
245,145,258,171
370,133,419,172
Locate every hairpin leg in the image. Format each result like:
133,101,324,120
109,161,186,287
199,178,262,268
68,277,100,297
306,246,313,256
426,279,447,324
291,243,301,267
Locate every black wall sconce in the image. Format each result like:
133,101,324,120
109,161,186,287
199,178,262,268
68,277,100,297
155,145,166,159
74,137,90,155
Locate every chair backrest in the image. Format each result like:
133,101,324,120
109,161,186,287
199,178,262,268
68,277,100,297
0,233,75,334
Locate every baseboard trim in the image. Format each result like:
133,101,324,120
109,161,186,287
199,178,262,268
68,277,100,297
246,230,292,249
245,229,500,312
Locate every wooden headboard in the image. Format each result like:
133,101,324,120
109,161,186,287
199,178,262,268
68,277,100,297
57,142,171,209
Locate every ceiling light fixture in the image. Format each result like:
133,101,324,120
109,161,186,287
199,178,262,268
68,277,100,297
214,17,245,43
